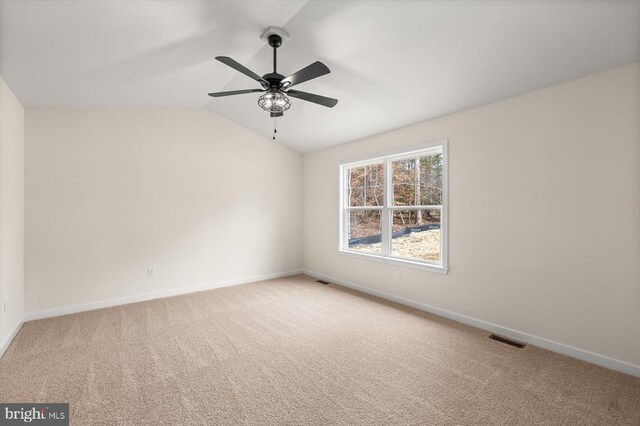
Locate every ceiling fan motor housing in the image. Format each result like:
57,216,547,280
263,73,285,89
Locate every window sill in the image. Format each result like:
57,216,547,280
337,249,448,274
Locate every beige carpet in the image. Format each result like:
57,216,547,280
1,275,638,425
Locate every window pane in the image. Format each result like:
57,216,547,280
392,153,443,206
420,153,443,206
364,163,384,206
348,210,382,253
392,158,417,206
391,209,440,262
348,187,363,207
348,163,383,207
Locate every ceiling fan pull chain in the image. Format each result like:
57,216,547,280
273,117,277,140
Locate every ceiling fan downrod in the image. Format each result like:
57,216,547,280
269,34,281,74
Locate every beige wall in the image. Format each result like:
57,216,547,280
0,76,25,347
303,64,640,368
26,108,302,313
17,64,640,372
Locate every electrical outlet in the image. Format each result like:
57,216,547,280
394,271,401,280
148,267,156,277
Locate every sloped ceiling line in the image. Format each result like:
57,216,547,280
1,1,639,153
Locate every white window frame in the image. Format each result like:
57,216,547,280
338,139,448,274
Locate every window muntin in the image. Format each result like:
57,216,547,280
340,143,447,271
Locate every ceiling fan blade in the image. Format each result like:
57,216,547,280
208,89,265,98
286,90,338,108
215,56,269,87
281,61,330,88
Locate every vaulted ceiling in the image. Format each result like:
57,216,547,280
2,1,639,152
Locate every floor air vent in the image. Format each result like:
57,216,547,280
489,334,526,349
316,280,331,285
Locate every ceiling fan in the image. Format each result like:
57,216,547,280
208,31,338,119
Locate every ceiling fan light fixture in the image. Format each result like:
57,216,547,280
257,90,291,113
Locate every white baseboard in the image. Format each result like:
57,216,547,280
0,317,25,358
303,269,640,378
24,269,302,322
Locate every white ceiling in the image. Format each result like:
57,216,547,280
2,1,639,153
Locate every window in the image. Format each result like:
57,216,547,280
339,141,448,273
